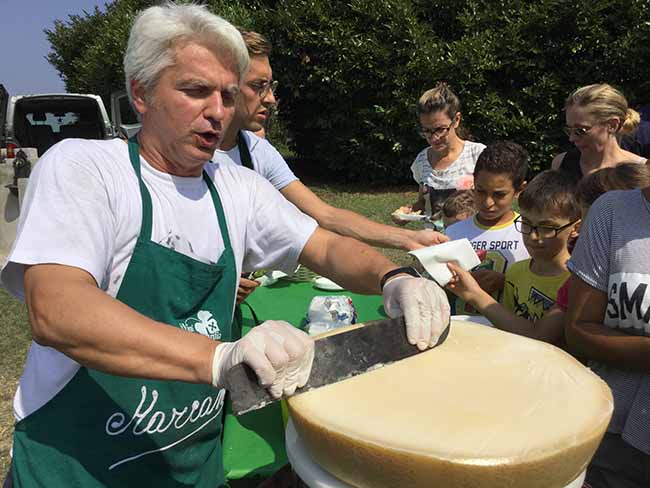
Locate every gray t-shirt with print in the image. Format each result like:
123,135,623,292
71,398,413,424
568,189,650,455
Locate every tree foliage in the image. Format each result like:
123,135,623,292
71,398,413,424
46,0,650,182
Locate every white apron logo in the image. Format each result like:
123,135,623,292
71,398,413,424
105,385,226,471
180,310,221,340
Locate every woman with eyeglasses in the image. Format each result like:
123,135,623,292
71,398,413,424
393,82,485,229
551,83,646,180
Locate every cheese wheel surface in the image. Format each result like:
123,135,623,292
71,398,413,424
288,322,613,488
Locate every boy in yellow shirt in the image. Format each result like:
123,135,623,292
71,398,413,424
446,170,580,345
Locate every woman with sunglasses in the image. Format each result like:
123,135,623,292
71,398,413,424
394,82,485,229
552,83,646,180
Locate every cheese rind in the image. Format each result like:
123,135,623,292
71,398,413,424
288,322,613,488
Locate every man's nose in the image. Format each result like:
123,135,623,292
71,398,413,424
204,93,226,124
262,88,277,106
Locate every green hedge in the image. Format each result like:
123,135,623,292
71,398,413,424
253,0,650,182
47,0,650,183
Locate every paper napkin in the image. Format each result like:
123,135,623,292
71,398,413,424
408,238,481,287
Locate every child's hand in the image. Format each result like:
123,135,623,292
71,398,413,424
445,262,484,303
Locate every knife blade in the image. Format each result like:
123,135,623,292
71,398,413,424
225,316,451,416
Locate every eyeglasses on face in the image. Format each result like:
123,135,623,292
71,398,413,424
248,79,278,98
419,124,452,140
514,216,578,238
563,125,595,138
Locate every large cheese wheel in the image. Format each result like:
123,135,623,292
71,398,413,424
288,322,613,488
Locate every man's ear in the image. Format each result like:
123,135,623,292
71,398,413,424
130,80,148,116
454,111,462,128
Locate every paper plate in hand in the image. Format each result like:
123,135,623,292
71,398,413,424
313,276,345,291
392,212,427,222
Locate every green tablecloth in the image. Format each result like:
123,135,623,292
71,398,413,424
223,280,386,481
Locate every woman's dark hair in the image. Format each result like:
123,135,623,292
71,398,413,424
416,82,475,139
417,82,461,120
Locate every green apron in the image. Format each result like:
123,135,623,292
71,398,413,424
11,137,237,487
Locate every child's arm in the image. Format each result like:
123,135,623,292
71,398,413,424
446,262,565,345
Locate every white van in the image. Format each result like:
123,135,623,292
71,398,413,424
0,84,116,159
0,84,126,263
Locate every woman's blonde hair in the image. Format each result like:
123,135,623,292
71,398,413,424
417,82,461,119
565,83,640,135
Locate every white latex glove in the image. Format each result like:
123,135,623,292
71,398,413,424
382,276,451,351
211,320,315,398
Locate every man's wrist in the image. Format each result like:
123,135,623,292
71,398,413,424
380,266,420,290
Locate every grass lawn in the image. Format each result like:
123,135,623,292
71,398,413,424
0,287,31,475
0,182,421,475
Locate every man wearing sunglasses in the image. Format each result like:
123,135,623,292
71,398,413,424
215,30,447,303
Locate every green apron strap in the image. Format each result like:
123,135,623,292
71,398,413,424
203,172,232,251
236,132,254,170
127,136,154,240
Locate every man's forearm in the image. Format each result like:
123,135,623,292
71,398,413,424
319,206,421,250
280,181,429,251
299,228,396,294
25,265,217,384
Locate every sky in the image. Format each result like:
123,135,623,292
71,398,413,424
0,0,108,96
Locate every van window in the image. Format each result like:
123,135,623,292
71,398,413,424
118,96,139,125
13,97,105,156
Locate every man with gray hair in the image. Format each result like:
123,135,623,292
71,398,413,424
0,3,449,487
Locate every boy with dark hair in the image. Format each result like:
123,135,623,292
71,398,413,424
445,141,530,313
446,170,580,344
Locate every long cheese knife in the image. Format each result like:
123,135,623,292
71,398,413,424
226,316,451,416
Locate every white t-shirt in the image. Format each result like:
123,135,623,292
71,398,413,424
445,213,529,314
212,131,298,191
410,140,485,190
445,213,529,272
0,138,317,421
410,141,485,229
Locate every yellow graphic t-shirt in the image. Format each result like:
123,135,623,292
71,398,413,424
445,213,529,314
502,259,570,321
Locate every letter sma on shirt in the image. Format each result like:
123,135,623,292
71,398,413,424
606,272,650,335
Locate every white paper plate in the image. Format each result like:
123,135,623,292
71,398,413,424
392,212,427,222
313,276,345,291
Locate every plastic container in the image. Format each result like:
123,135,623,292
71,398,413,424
305,296,357,336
